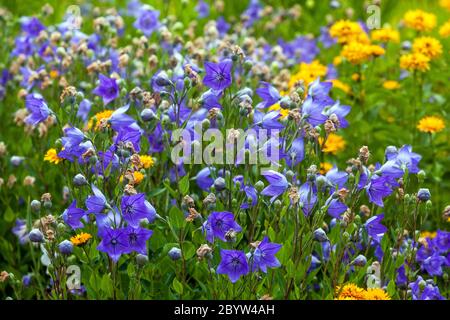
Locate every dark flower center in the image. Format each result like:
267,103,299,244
231,257,240,267
215,219,223,229
215,73,225,82
129,233,138,245
111,238,118,245
125,204,134,215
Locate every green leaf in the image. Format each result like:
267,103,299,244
387,280,396,298
4,207,15,222
169,206,185,229
179,174,190,195
101,274,113,297
172,277,183,295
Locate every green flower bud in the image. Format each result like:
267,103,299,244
274,199,282,210
417,170,426,183
43,200,52,210
255,180,265,192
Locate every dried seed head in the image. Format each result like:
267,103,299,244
186,207,199,222
196,244,213,260
124,184,137,195
359,205,371,217
183,195,195,208
359,146,370,164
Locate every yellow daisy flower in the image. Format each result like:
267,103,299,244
44,148,63,164
319,133,346,155
329,20,365,44
400,53,430,72
412,37,443,60
417,116,445,133
335,283,366,300
383,80,401,90
70,232,92,246
139,155,155,169
363,288,391,300
371,27,400,43
320,162,333,175
439,20,450,37
403,10,436,32
88,110,114,131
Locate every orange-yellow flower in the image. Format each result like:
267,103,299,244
417,116,445,133
70,232,92,246
400,53,430,72
328,79,351,94
268,103,289,119
403,10,436,32
288,60,328,89
139,155,155,169
340,42,384,64
329,20,365,44
320,162,333,175
363,288,391,300
319,134,346,154
439,20,450,37
371,27,400,43
440,0,450,11
87,110,114,131
44,148,63,164
383,80,401,90
412,37,443,59
335,283,366,300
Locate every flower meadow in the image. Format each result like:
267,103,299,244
0,0,449,301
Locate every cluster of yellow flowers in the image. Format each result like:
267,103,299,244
288,60,328,89
336,283,391,300
329,20,385,65
400,10,444,72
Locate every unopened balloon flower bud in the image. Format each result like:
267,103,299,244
136,254,149,267
10,156,25,167
141,108,156,121
352,254,367,267
30,200,41,212
214,177,226,191
155,71,172,87
313,228,329,242
73,174,87,187
58,240,73,255
417,188,431,202
168,247,182,260
29,229,44,243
